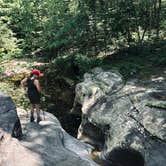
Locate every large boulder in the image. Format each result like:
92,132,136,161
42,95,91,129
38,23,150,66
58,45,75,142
0,93,22,138
0,94,40,166
0,93,98,166
18,109,98,166
72,68,166,166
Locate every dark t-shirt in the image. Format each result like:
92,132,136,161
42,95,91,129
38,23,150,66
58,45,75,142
27,77,41,104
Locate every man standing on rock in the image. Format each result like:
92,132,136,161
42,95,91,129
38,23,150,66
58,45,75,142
21,69,43,123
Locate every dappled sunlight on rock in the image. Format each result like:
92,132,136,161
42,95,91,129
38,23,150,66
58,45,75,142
72,68,166,166
0,94,98,166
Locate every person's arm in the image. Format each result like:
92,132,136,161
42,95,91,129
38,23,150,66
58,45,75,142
34,79,41,93
21,78,28,90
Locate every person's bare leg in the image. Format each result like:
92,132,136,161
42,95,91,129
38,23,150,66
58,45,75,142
30,104,35,122
35,104,41,123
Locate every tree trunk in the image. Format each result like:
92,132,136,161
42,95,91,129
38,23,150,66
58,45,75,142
148,7,152,39
141,26,147,42
156,0,161,38
93,1,97,56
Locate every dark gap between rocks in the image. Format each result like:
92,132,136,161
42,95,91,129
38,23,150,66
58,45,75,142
81,122,105,151
47,105,82,137
103,147,145,166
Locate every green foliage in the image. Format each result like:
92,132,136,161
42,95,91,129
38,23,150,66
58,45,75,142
73,54,102,75
101,39,166,79
0,21,22,60
154,56,166,66
0,0,22,60
0,82,29,109
0,0,166,60
52,54,102,77
0,66,4,74
119,63,141,79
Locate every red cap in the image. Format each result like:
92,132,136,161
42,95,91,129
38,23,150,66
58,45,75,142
32,69,43,77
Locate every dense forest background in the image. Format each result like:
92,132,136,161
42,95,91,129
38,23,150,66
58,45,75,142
0,0,165,60
0,0,166,140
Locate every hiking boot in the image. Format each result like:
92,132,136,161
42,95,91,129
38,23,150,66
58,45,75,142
37,116,42,123
30,115,34,122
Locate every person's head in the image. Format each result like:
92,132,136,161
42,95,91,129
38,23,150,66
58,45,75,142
31,69,43,78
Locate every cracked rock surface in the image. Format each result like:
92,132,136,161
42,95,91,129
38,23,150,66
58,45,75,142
73,68,166,166
0,93,98,166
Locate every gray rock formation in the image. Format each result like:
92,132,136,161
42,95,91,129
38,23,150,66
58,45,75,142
0,93,98,166
19,109,98,166
0,93,22,138
72,68,166,166
0,94,40,166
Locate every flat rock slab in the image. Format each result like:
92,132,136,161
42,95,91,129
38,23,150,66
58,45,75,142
0,93,98,166
18,109,98,166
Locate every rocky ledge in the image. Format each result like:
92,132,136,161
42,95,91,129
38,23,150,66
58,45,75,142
0,93,98,166
72,68,166,166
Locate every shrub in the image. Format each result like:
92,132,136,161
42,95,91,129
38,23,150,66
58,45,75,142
0,66,4,73
51,54,102,78
119,63,141,79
